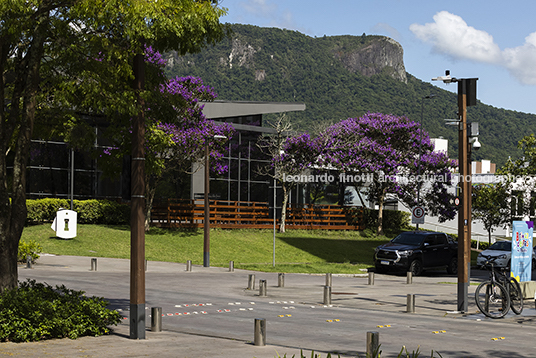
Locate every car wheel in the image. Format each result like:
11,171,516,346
447,257,458,275
409,260,423,276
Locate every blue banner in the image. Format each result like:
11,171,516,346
511,221,533,282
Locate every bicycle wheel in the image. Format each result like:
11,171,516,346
475,281,510,319
508,277,524,315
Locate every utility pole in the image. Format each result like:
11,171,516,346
204,142,210,267
433,71,478,312
130,52,146,339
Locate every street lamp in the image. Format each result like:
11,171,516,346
416,94,436,230
204,134,227,267
433,70,478,313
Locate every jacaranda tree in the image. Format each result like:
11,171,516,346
0,0,227,292
317,112,457,235
98,49,234,228
257,115,319,232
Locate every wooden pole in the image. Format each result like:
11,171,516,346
130,52,146,339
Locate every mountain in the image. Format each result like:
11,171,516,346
164,24,536,167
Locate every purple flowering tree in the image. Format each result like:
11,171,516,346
257,116,319,232
318,112,457,235
99,49,234,229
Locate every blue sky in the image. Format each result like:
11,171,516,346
219,0,536,115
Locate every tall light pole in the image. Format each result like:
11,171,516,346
204,134,227,267
433,70,478,312
130,52,146,340
416,94,435,230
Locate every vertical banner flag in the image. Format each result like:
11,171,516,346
511,221,533,282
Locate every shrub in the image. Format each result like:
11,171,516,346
0,279,122,342
17,240,43,264
26,199,129,225
362,208,411,233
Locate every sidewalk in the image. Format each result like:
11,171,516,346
1,254,533,358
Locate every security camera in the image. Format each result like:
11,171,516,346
432,75,453,83
470,137,481,150
432,70,457,84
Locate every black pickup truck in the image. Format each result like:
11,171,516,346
373,231,458,276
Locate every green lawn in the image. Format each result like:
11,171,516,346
21,224,392,274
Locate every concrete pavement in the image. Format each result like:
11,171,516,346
1,254,535,358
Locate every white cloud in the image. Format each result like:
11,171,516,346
410,11,502,64
410,11,536,85
503,32,536,85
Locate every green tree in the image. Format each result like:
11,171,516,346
472,183,510,244
0,0,227,292
501,134,536,220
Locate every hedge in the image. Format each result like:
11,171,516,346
26,199,129,225
361,208,411,232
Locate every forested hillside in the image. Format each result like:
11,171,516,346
164,24,536,167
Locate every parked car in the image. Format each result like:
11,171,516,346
374,231,458,276
476,240,536,270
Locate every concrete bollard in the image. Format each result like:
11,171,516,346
186,260,192,272
407,294,415,313
278,273,285,287
248,274,256,290
325,273,332,287
229,260,234,272
151,307,162,332
254,318,266,346
366,331,380,358
91,258,97,271
323,285,331,305
406,271,413,284
368,272,374,285
26,255,32,269
259,279,267,296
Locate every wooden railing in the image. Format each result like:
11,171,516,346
151,199,364,230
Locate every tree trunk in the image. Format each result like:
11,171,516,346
376,189,386,236
280,184,289,233
0,14,47,292
144,176,158,231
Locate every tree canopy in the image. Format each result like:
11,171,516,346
0,0,228,292
316,113,457,235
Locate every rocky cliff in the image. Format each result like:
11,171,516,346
166,26,407,84
333,37,407,83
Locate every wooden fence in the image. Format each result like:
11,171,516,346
150,199,364,230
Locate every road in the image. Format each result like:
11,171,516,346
13,255,536,358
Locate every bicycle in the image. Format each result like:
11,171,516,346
475,257,523,318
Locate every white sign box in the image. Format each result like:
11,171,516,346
51,209,78,239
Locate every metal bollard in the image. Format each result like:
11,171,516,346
323,285,331,305
406,271,413,284
407,294,415,313
151,307,162,332
248,274,256,290
366,331,380,358
259,279,267,296
368,272,374,285
325,273,332,287
26,255,32,269
91,258,97,271
278,273,285,287
229,260,234,272
254,318,266,346
186,260,192,272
